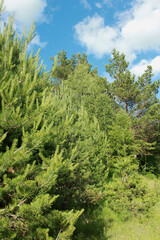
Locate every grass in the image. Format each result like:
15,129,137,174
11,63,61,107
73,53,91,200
73,175,160,240
106,202,160,240
105,175,160,240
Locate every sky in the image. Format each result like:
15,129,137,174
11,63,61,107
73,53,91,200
2,0,160,87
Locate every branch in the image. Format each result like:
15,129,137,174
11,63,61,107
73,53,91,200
11,111,41,129
0,208,6,213
17,198,26,207
1,141,42,170
0,146,23,170
56,229,63,240
24,141,42,155
0,199,26,214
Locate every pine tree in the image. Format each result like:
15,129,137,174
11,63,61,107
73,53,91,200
0,4,82,239
50,51,92,88
41,86,110,210
105,110,154,220
50,50,77,84
105,49,160,171
64,62,115,132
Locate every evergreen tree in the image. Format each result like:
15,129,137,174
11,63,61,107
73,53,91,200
0,6,111,238
50,51,92,87
105,49,160,117
41,86,110,210
50,50,76,82
64,63,115,132
1,2,159,237
105,110,155,221
105,49,160,171
0,5,82,239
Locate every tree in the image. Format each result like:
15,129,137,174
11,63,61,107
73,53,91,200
105,110,155,221
0,6,82,239
105,49,160,171
41,86,110,210
64,63,115,132
50,50,76,83
50,51,92,88
0,5,112,238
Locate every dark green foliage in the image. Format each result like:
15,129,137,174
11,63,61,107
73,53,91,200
73,208,107,240
50,50,76,83
106,49,160,173
50,50,91,86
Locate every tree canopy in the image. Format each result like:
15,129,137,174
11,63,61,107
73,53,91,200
0,2,160,239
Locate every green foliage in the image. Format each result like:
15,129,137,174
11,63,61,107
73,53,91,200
0,2,160,238
64,63,115,132
73,208,107,240
40,88,109,210
104,110,158,221
104,174,153,221
0,9,82,239
108,110,139,157
105,49,160,117
50,50,77,83
50,50,91,86
105,178,160,240
106,49,160,173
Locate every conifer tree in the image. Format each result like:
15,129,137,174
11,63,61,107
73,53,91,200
0,4,82,239
105,110,155,220
64,63,115,132
41,86,110,210
50,50,77,84
50,51,92,87
105,49,160,171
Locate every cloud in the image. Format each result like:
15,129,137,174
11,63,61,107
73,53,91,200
74,14,119,58
130,56,160,76
95,0,112,7
74,0,160,62
80,0,91,10
29,34,47,48
103,0,112,5
119,0,160,60
95,3,102,8
3,0,47,25
3,0,48,48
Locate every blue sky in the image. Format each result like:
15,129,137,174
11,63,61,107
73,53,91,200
2,0,160,87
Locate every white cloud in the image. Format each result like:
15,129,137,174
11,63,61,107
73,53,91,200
29,34,47,48
95,0,112,8
3,0,47,25
130,56,160,76
119,0,160,60
74,0,160,62
103,0,112,4
3,0,48,48
80,0,91,10
95,3,102,8
74,15,119,58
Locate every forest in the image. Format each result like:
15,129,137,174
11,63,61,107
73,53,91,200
0,1,160,239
